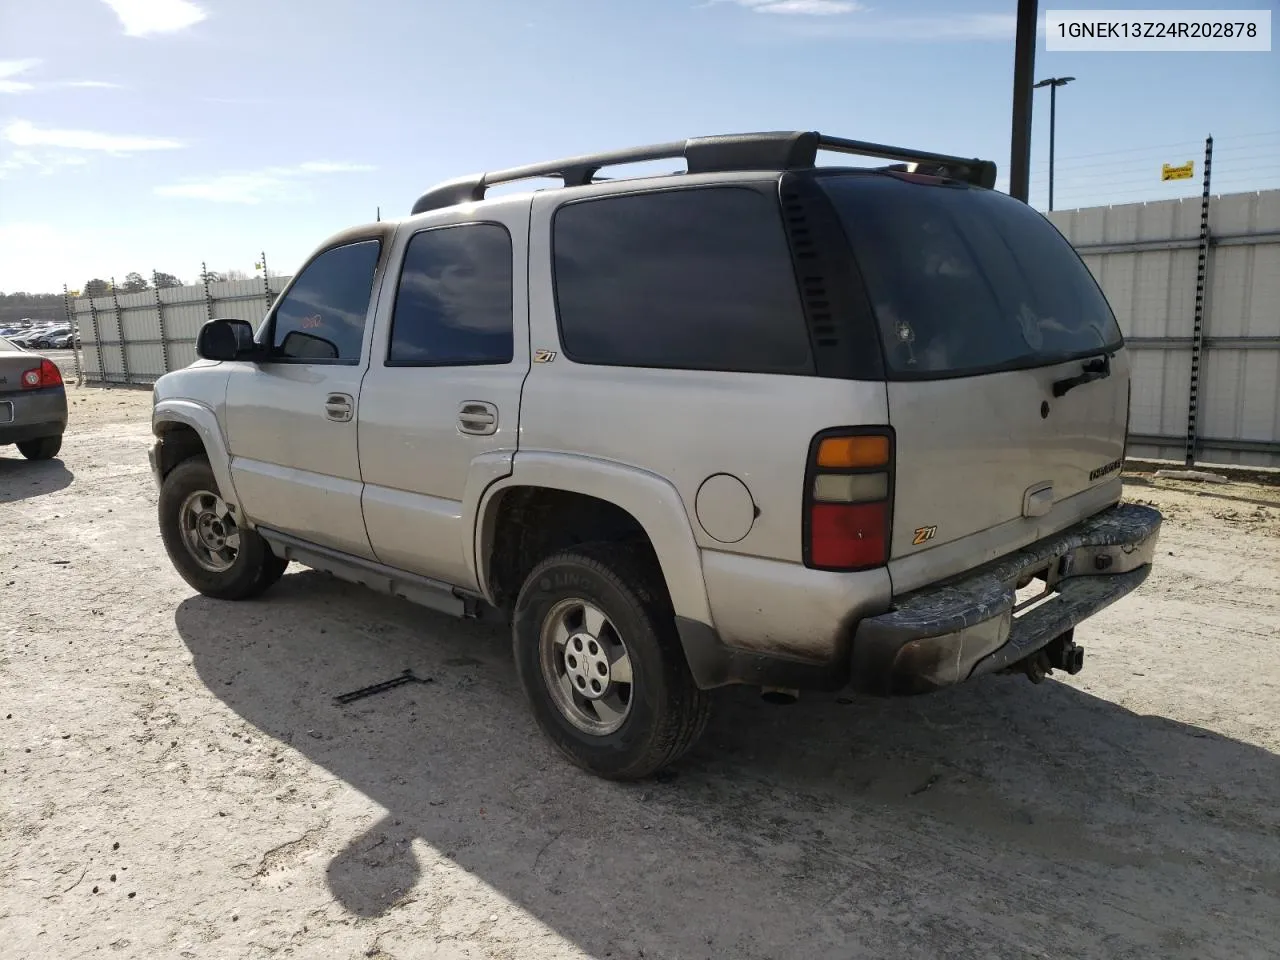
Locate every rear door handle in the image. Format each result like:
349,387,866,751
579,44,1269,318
458,401,498,436
325,393,354,422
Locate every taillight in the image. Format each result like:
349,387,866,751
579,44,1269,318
804,428,894,571
21,359,63,389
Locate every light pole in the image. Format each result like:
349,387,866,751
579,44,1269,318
1034,76,1074,211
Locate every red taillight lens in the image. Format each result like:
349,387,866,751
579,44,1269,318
804,428,894,571
810,502,889,569
21,359,63,389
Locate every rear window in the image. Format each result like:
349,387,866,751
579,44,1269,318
820,176,1122,378
553,186,813,375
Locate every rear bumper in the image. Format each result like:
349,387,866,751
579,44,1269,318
850,502,1162,695
0,386,67,444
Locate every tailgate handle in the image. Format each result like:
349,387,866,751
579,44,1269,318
1052,354,1111,398
1023,483,1054,518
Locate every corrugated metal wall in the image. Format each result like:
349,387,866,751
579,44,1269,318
68,275,291,387
1049,189,1280,467
66,189,1280,468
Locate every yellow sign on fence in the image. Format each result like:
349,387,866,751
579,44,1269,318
1162,161,1195,182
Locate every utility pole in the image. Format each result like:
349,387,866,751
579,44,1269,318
1008,0,1039,202
1034,76,1075,210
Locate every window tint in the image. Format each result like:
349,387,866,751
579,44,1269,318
271,240,381,362
553,187,812,374
820,176,1122,378
388,224,513,366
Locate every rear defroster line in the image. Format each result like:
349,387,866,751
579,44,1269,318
333,669,433,705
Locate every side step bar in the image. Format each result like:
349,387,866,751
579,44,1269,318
256,527,488,620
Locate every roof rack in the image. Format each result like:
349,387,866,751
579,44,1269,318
410,131,997,214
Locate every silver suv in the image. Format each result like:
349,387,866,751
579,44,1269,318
150,131,1162,780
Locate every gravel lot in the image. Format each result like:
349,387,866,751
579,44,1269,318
2,387,1278,960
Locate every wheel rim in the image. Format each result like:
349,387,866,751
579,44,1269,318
178,489,240,573
539,598,634,736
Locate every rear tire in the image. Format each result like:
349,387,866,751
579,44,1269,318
158,457,287,600
512,543,711,781
17,435,62,460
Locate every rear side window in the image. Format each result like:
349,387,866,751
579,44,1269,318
271,240,381,363
388,223,514,366
820,176,1122,378
553,186,813,374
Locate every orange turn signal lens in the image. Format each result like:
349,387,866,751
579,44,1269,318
816,434,890,469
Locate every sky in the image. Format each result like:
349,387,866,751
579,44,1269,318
0,0,1277,293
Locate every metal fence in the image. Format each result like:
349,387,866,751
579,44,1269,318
1048,189,1280,468
65,189,1280,469
66,272,292,388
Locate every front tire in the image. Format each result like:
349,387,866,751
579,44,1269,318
17,435,62,460
158,457,287,600
512,544,711,781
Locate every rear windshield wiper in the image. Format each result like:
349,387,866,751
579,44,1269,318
1052,353,1112,397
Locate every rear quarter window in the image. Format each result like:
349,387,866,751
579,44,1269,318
820,176,1122,379
552,186,814,375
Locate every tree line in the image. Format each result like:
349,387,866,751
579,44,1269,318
2,268,263,327
77,268,256,298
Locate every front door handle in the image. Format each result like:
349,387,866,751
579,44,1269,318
458,401,498,436
325,393,354,422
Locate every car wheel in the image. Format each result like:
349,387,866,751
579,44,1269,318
17,435,62,460
512,543,711,781
158,457,288,600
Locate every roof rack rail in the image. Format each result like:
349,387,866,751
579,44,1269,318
410,131,997,215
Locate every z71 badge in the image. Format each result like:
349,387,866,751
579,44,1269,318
912,525,938,546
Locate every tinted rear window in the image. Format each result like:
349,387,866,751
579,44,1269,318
553,186,813,374
820,176,1122,378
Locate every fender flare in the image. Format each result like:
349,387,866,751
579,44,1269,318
152,398,242,514
472,452,714,627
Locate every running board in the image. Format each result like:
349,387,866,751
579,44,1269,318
257,527,484,619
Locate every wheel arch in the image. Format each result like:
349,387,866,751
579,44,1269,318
152,399,242,515
474,453,714,628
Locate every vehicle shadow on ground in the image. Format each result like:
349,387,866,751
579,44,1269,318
0,454,73,503
174,571,1280,959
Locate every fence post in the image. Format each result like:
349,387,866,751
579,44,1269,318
110,277,131,384
201,261,214,321
62,284,82,386
1184,135,1213,468
86,290,103,384
152,270,171,374
260,250,273,309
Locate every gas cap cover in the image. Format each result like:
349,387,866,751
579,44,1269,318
695,473,756,544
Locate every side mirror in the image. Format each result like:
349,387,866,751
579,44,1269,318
196,318,259,362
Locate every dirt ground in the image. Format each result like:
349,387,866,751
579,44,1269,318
2,386,1278,960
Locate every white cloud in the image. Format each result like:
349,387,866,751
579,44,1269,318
155,172,298,204
710,3,1027,39
0,62,123,93
854,14,1020,40
296,161,377,174
156,162,376,204
100,0,207,37
0,59,40,94
0,150,91,179
719,0,865,13
3,120,182,154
